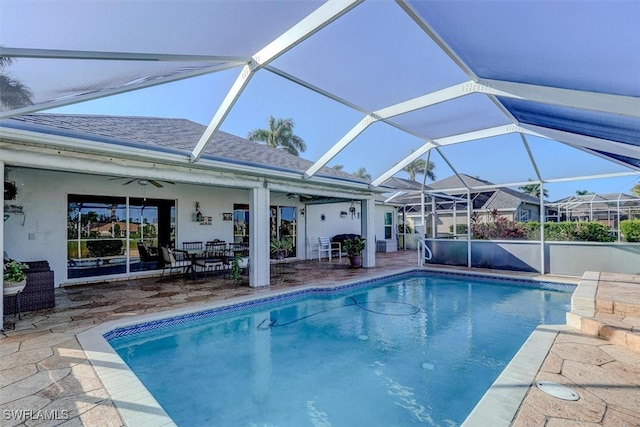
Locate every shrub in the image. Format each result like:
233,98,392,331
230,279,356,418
471,210,525,240
574,222,615,242
86,240,124,257
449,224,468,235
470,215,615,242
620,219,640,242
528,221,615,242
398,223,413,234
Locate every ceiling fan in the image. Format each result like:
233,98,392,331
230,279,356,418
109,177,175,188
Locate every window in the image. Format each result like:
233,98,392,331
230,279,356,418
384,211,393,239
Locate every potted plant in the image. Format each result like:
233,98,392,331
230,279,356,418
342,236,366,268
3,260,28,294
270,236,293,260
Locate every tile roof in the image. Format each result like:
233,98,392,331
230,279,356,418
390,173,541,211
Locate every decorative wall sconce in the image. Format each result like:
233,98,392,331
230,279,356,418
194,201,204,222
194,202,211,224
300,208,305,216
321,214,326,221
340,211,348,218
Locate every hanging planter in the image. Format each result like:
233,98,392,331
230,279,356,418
4,181,17,201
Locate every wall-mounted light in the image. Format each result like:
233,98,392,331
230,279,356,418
321,214,326,221
300,208,305,216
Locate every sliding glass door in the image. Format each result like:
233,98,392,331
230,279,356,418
67,195,175,279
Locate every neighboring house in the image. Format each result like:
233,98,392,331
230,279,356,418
1,113,392,288
391,174,546,238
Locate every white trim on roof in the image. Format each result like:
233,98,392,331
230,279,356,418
371,125,517,187
190,0,364,162
521,124,640,168
478,79,640,118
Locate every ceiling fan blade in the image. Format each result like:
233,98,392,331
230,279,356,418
148,180,164,188
123,179,137,185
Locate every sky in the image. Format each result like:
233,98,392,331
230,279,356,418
13,0,633,203
50,68,640,202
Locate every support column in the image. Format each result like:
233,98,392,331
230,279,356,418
467,190,471,268
249,186,270,287
361,198,376,268
539,184,546,274
1,161,5,329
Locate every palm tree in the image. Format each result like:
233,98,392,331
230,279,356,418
575,190,591,196
247,116,307,156
631,184,640,197
331,164,344,171
0,57,33,110
352,167,371,181
402,151,436,181
519,180,549,198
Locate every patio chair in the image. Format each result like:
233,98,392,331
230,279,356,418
307,236,319,259
160,246,193,280
318,237,332,260
182,241,203,251
195,242,226,277
137,242,158,263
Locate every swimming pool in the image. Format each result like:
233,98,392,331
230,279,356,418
104,271,572,426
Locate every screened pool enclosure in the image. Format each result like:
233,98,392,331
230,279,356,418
2,1,640,283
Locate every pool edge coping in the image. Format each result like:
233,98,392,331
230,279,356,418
461,324,566,427
77,267,578,426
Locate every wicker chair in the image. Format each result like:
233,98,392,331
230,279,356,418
3,260,55,315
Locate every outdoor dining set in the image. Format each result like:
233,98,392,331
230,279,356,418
155,240,249,280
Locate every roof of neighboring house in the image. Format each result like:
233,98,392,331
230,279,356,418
2,113,368,185
393,173,542,212
381,176,428,192
552,192,640,205
426,173,493,191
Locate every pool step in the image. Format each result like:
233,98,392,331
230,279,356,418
566,271,640,354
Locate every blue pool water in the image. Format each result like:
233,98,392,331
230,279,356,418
108,273,572,426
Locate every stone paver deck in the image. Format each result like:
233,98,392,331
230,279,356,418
2,252,639,426
512,272,640,426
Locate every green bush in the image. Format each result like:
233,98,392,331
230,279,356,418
526,221,615,242
449,224,468,234
471,210,525,240
620,219,640,242
86,240,124,257
574,222,615,242
471,216,615,242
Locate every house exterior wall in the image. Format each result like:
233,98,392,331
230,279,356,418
3,168,313,286
4,168,391,283
300,201,395,259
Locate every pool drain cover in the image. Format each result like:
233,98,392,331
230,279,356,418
535,381,579,401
